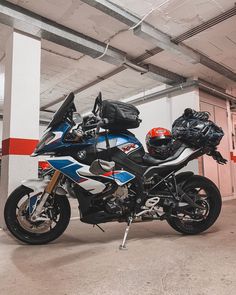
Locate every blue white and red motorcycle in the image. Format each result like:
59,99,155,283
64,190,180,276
4,92,226,249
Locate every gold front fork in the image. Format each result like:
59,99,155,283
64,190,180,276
45,170,61,194
31,170,61,220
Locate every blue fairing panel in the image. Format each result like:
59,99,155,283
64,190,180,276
102,170,135,185
48,158,85,183
112,171,135,184
96,133,143,151
47,157,136,191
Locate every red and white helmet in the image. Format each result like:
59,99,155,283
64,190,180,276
146,127,172,159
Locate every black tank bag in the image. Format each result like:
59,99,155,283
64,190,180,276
100,100,141,130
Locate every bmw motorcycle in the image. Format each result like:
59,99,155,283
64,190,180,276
4,92,224,249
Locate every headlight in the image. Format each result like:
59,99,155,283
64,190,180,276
35,132,55,152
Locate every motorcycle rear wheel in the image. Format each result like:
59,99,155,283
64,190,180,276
4,185,71,245
167,175,222,235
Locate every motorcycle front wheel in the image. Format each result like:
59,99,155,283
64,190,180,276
167,175,222,235
4,185,71,245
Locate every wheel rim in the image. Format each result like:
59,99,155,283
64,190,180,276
16,193,60,234
177,187,211,225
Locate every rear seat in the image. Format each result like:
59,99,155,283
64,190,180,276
142,144,187,166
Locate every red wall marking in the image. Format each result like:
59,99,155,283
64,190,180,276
2,138,39,156
230,152,236,163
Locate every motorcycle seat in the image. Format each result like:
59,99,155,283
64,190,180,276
142,144,187,166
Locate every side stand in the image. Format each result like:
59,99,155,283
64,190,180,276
119,216,133,250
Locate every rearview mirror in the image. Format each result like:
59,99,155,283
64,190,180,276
73,113,83,125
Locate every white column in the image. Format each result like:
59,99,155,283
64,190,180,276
0,31,41,228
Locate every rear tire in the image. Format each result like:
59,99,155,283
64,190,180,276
4,185,71,245
167,175,222,235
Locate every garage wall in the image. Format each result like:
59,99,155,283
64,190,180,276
134,97,172,146
200,91,233,197
0,121,2,144
0,122,47,162
230,112,236,195
0,122,46,147
134,86,199,173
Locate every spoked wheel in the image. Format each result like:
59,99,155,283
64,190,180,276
4,185,71,244
167,175,222,235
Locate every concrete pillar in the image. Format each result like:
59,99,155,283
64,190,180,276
0,59,4,143
0,31,41,228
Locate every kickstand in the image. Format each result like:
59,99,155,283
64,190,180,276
119,216,133,250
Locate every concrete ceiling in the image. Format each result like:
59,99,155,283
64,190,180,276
0,0,235,119
184,17,236,72
109,0,235,37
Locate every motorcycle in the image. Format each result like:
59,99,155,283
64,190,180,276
4,92,225,249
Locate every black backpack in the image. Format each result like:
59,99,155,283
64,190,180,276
172,108,224,148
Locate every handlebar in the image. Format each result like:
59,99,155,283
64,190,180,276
83,123,99,131
95,118,109,134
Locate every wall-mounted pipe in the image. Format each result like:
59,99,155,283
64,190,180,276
129,80,199,106
128,80,236,107
198,82,236,103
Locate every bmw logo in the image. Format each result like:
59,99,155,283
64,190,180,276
77,150,86,160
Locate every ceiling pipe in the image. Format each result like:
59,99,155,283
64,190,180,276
40,80,236,118
125,80,236,107
0,0,184,88
198,82,236,103
129,80,198,106
172,4,236,44
82,0,236,82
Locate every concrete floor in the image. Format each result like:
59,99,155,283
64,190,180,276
1,200,236,295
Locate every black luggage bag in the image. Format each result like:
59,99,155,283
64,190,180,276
101,100,141,130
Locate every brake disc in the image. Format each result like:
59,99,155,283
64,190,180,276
17,199,53,234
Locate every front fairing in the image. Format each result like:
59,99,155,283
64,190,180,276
33,122,71,156
33,121,143,160
33,122,98,156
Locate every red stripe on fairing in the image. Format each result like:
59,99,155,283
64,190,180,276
78,178,88,183
103,171,119,177
230,152,236,163
2,138,39,156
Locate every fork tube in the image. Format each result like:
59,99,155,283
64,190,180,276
45,170,61,194
31,170,62,220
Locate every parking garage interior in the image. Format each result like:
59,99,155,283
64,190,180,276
0,1,236,294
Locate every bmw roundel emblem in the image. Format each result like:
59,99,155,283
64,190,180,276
77,150,87,160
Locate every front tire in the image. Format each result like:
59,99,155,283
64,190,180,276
4,185,71,245
167,175,222,235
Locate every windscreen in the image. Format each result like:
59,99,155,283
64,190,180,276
47,92,76,129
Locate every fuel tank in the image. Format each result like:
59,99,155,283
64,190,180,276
79,130,145,165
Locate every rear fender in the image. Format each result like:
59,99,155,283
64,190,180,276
175,172,194,187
